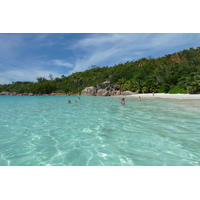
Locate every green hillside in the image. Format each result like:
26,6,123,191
1,47,200,94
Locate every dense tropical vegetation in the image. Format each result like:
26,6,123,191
1,47,200,94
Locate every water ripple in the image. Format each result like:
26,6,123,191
0,96,200,166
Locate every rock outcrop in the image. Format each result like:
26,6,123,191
0,91,10,95
81,87,97,96
81,82,123,96
96,89,110,96
121,91,133,95
113,84,120,90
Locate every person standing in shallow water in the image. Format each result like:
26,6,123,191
138,96,141,101
120,98,125,105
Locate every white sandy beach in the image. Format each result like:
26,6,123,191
126,93,200,99
120,93,200,109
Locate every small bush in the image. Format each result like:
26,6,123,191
158,84,170,93
169,85,187,94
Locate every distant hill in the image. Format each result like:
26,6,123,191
1,46,200,94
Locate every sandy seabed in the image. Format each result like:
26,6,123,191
120,93,200,109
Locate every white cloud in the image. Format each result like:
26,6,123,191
0,56,66,84
52,59,73,68
68,33,151,73
0,77,10,85
72,33,126,49
0,68,63,84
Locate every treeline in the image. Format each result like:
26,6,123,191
1,47,200,94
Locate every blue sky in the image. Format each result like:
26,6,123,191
0,33,200,84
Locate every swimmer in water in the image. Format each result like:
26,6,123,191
120,98,125,105
67,100,71,103
138,96,141,101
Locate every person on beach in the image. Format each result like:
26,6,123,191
138,96,141,101
120,98,125,105
152,92,154,96
67,100,71,103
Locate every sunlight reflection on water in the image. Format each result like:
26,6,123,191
0,95,199,166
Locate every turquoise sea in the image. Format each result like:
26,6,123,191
0,95,199,166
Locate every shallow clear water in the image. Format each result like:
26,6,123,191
0,95,199,166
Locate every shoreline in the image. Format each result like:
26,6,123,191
120,93,200,109
1,92,200,99
124,93,200,99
